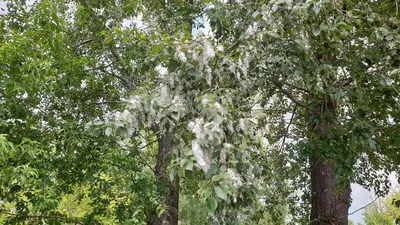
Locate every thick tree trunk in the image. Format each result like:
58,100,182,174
151,135,179,225
309,99,351,225
310,157,351,225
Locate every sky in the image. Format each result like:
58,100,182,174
0,1,398,224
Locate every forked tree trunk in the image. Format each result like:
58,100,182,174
151,135,179,225
309,99,351,225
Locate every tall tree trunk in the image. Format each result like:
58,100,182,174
309,99,351,225
151,135,179,225
148,1,193,224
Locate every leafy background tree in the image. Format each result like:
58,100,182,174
362,189,400,225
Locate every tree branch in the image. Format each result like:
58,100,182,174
100,68,133,90
280,106,297,152
92,100,125,105
76,39,93,47
348,196,379,215
280,80,310,93
110,49,121,61
271,80,305,107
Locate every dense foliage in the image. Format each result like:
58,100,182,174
362,190,400,225
0,0,399,224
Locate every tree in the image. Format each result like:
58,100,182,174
202,0,400,223
363,190,400,225
0,0,158,224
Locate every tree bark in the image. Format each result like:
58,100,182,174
151,135,179,225
309,99,351,225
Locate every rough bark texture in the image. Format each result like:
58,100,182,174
310,158,351,225
152,135,179,225
309,99,351,225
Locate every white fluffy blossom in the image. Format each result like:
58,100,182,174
156,84,171,106
238,52,252,77
128,95,141,109
227,168,242,188
204,121,224,141
205,66,212,85
244,22,258,39
201,40,215,65
171,95,185,109
113,109,137,137
214,102,225,114
175,50,187,63
228,64,236,74
201,96,226,115
156,65,168,77
192,140,211,172
216,45,224,52
188,118,205,139
220,143,232,162
239,118,246,131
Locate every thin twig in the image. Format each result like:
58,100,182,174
348,196,379,215
135,140,158,174
93,100,125,105
75,39,93,47
110,49,121,61
280,106,297,152
138,140,158,150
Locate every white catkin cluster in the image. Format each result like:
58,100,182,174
187,96,229,172
191,140,212,172
187,118,213,172
220,143,232,163
236,117,258,140
113,85,187,136
228,168,242,188
177,38,224,86
174,49,187,63
201,95,226,115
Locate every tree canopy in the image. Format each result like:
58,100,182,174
0,0,399,224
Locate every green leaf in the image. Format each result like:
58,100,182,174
214,185,228,201
114,121,124,127
213,115,224,125
151,45,161,55
389,69,400,75
104,37,113,44
171,111,180,121
105,127,112,136
187,68,198,76
180,158,188,167
207,196,218,212
368,139,376,150
337,22,352,31
312,28,321,36
211,172,229,182
169,167,177,181
184,160,194,171
379,79,387,86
